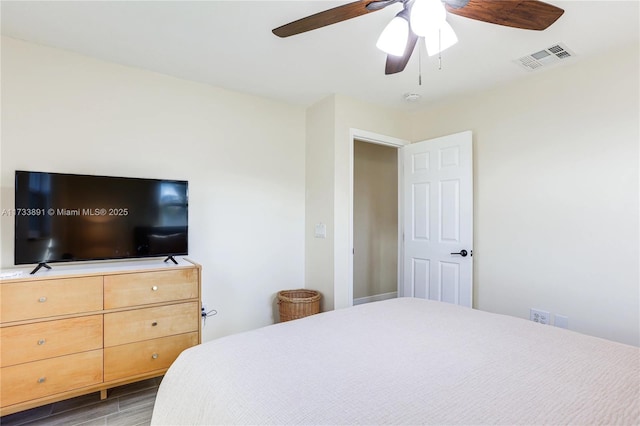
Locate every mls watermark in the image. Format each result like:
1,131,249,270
2,208,129,217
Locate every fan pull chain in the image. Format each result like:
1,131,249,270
438,28,442,70
418,38,422,86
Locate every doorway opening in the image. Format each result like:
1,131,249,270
353,140,398,305
348,129,408,307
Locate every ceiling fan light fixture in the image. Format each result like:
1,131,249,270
424,21,458,56
376,11,410,57
410,0,447,37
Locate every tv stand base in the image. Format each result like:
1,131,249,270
30,262,52,275
163,255,178,265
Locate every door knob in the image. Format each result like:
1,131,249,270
450,249,468,257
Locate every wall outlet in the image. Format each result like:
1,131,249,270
530,308,550,325
201,304,207,318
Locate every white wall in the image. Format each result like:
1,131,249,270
305,94,411,310
305,97,336,311
409,42,640,346
0,37,306,341
3,36,638,347
333,96,412,309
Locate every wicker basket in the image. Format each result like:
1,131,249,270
277,289,321,322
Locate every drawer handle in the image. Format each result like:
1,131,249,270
37,339,46,345
152,321,158,327
37,377,46,384
152,353,159,360
38,297,47,303
151,286,159,291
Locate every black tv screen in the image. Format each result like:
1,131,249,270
14,171,188,266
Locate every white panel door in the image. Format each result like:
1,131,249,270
402,131,473,307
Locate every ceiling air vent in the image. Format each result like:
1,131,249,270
514,43,575,72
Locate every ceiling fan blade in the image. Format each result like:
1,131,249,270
273,0,391,38
445,0,564,31
385,31,419,75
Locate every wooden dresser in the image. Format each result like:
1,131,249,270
0,258,201,416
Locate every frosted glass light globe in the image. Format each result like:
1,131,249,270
410,0,446,37
376,15,410,57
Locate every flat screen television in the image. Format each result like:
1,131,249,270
14,171,188,272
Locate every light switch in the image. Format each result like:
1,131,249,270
314,223,326,239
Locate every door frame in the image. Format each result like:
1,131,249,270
348,128,409,307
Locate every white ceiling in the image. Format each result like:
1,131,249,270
1,1,638,110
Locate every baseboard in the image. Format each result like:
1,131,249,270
353,291,397,306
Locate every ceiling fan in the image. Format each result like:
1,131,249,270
272,0,564,75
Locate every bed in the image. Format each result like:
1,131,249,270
151,298,639,425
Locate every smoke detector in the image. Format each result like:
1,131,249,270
514,43,576,72
404,93,421,102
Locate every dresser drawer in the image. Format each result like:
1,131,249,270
104,302,198,347
104,332,198,382
0,315,103,367
104,269,198,309
0,277,103,323
0,350,103,407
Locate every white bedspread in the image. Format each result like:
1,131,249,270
151,298,639,425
